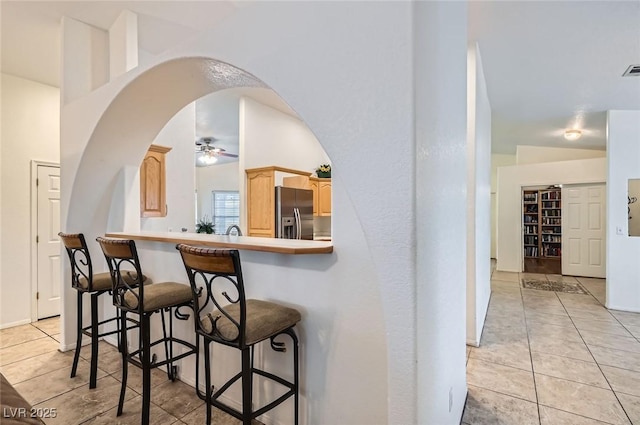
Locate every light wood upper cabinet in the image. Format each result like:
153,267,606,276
140,144,171,217
318,179,332,216
309,179,319,216
309,177,331,216
246,168,276,237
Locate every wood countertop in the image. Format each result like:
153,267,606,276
104,231,333,255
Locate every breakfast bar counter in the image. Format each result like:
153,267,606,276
105,231,333,255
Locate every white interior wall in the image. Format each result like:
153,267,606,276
606,110,640,313
492,147,606,260
415,2,468,423
491,154,516,258
241,97,328,172
60,2,420,423
61,17,108,105
239,96,330,233
196,161,240,221
0,73,60,328
496,157,606,272
466,43,491,347
140,103,196,233
109,10,139,80
516,145,606,165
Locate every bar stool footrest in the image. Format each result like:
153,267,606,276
126,337,196,370
208,367,295,422
81,315,137,339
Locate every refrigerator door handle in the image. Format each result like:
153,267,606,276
293,208,298,239
294,207,301,240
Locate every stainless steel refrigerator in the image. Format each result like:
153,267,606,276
275,186,314,240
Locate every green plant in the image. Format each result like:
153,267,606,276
315,164,331,174
196,216,215,234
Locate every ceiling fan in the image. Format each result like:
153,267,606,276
195,137,238,167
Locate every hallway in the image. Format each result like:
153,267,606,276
463,271,640,424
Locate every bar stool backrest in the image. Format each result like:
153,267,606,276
176,244,247,348
59,232,94,292
96,237,145,314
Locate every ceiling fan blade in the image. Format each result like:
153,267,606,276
219,152,239,158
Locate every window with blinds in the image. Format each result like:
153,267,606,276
212,191,240,235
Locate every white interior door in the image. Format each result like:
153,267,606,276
37,165,61,319
562,184,606,278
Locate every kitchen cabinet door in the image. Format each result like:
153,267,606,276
140,144,171,217
309,179,319,216
318,180,332,216
246,169,276,237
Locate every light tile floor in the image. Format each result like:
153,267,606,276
3,275,640,425
464,269,640,425
0,317,258,424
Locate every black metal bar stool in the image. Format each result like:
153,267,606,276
96,237,197,425
59,232,147,389
176,244,301,425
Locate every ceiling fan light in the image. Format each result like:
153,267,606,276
564,129,582,141
196,152,218,166
203,153,218,165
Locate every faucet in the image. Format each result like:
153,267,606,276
225,225,243,236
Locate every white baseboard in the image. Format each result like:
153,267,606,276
0,318,32,330
605,304,640,314
103,335,119,347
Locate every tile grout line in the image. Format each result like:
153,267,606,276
0,335,51,352
465,382,539,406
518,272,542,425
554,283,635,425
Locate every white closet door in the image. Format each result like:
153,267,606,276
562,184,606,278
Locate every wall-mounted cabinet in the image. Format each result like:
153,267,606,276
315,178,332,216
140,144,172,217
246,168,276,237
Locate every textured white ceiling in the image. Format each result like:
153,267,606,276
2,1,639,154
0,1,236,87
469,1,640,153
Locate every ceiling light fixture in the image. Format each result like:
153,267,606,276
196,151,218,166
564,129,582,141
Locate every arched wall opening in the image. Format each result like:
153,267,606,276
62,55,392,425
67,57,268,234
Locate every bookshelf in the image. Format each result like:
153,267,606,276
522,187,562,274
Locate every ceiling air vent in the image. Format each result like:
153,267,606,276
622,64,640,77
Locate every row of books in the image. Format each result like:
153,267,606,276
541,226,561,234
542,210,561,217
542,217,561,225
541,190,561,200
543,246,561,256
542,201,561,209
542,235,561,243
